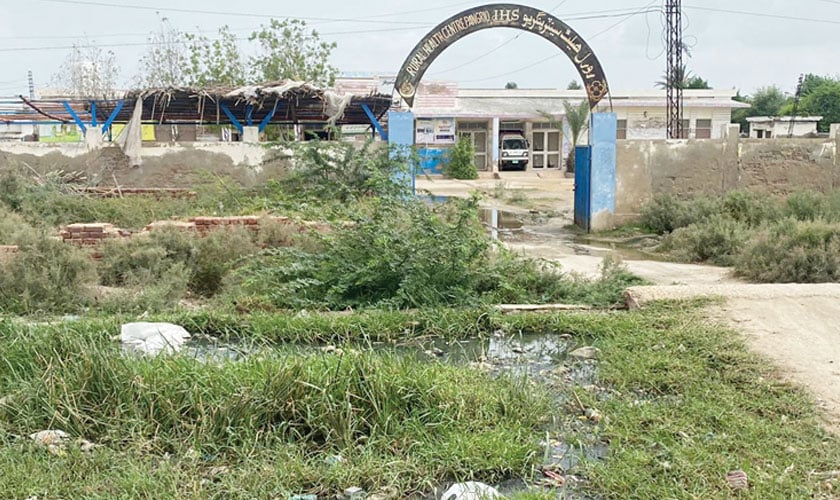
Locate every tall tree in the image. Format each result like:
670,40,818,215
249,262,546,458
137,16,188,88
184,26,245,87
249,19,338,86
566,80,582,90
52,39,120,99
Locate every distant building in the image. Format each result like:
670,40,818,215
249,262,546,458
746,116,823,139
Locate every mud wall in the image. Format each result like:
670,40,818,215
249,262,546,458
615,130,840,224
0,142,292,188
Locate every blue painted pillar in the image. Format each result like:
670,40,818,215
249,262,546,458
388,111,415,195
588,112,617,231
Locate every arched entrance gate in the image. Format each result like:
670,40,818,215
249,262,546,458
388,4,618,231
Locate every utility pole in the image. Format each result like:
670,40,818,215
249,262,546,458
27,70,35,99
665,0,683,139
788,74,804,138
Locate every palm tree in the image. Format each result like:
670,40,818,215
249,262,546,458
539,100,590,173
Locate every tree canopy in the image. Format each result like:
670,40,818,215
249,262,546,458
133,18,338,89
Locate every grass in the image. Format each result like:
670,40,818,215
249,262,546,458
0,319,554,498
569,301,840,499
2,304,840,498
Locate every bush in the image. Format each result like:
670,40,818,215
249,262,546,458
663,218,750,266
228,196,642,310
721,190,781,227
99,226,259,299
276,140,414,203
736,219,840,283
640,195,721,234
0,230,96,314
784,191,831,222
444,136,478,180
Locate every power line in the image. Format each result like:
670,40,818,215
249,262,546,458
430,1,570,76
0,25,432,53
434,5,663,78
34,0,432,26
459,3,661,84
683,5,840,25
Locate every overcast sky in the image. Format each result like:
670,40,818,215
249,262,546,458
0,0,838,97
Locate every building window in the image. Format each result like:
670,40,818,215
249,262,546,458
616,119,627,140
695,119,712,139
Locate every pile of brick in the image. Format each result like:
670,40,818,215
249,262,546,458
190,216,263,236
79,187,197,199
60,223,130,247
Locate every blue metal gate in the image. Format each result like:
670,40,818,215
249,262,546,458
574,145,592,231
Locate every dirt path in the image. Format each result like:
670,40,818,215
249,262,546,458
421,172,840,432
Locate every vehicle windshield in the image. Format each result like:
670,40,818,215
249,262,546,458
502,138,527,149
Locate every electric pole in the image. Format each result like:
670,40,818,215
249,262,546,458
666,0,683,139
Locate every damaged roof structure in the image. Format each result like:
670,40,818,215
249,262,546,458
4,80,392,136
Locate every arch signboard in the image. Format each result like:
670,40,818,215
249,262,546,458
395,4,610,109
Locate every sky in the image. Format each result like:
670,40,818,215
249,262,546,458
0,0,839,97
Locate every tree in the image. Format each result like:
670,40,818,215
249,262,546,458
539,100,590,173
655,65,709,90
505,81,518,89
184,26,245,87
137,16,188,88
800,78,840,133
685,76,711,89
566,80,582,90
249,19,338,86
749,86,787,117
52,39,120,99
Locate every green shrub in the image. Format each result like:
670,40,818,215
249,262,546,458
99,226,259,299
640,194,721,234
722,190,781,227
736,219,840,283
784,191,831,222
444,136,478,180
0,230,96,314
276,140,413,203
663,218,749,266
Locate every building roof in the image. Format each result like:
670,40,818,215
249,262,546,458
746,116,823,123
412,88,749,119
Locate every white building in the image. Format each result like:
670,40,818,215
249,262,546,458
336,77,749,172
747,116,823,139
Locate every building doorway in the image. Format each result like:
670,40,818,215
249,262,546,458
532,125,562,169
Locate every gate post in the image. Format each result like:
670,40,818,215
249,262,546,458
574,145,592,231
388,111,416,195
588,112,617,232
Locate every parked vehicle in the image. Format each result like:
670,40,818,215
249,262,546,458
499,132,529,171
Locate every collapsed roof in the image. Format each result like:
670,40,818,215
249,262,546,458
6,80,393,128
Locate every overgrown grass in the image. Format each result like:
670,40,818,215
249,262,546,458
2,304,839,497
0,171,252,230
578,301,840,498
0,319,553,498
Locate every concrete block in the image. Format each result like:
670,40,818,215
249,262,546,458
242,126,260,143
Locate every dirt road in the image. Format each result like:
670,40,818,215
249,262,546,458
422,171,840,433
